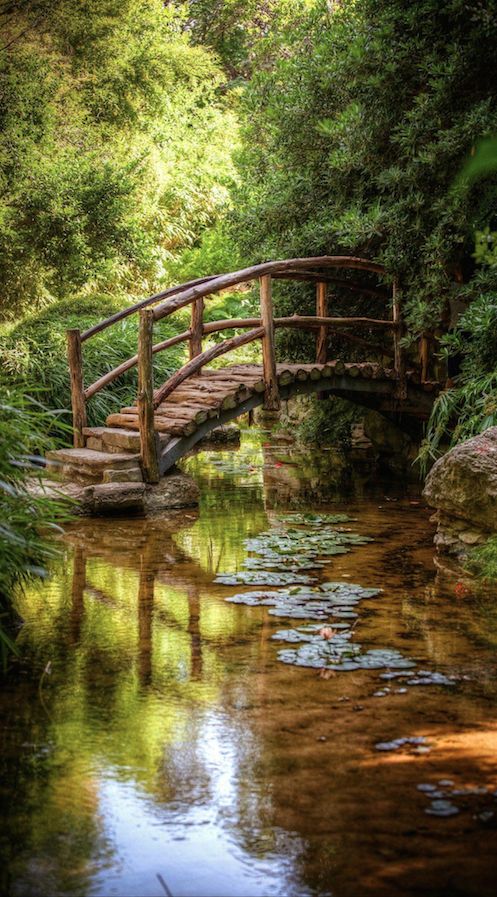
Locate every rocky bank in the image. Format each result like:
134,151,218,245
423,427,497,559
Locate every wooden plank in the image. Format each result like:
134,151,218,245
106,413,196,437
67,328,87,448
138,309,159,483
259,275,280,411
392,278,407,399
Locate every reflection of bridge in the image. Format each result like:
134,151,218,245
66,516,215,686
65,515,267,686
53,257,441,484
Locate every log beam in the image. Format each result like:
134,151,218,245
67,328,87,448
259,275,280,411
138,309,159,483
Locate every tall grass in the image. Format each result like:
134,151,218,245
0,294,186,436
0,388,70,666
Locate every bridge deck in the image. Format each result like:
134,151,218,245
104,362,433,440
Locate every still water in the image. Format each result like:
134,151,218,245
1,430,497,897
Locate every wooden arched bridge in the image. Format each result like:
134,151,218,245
49,256,441,486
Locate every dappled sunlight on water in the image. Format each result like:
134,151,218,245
1,428,497,897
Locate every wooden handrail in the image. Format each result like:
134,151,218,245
83,315,396,402
152,256,386,323
80,274,218,342
84,329,192,399
80,259,387,346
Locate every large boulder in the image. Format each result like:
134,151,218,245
423,427,497,559
423,427,497,531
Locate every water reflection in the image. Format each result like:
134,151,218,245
1,429,497,897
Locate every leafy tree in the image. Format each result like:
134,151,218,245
0,0,237,319
232,0,497,338
179,0,311,79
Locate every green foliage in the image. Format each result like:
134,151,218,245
458,136,497,185
166,221,242,284
0,295,185,432
0,0,237,319
418,290,497,469
231,0,497,336
459,135,497,267
465,537,497,583
181,0,311,79
0,388,69,665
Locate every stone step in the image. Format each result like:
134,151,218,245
83,426,141,453
46,447,141,484
92,482,146,514
83,426,171,454
47,447,140,468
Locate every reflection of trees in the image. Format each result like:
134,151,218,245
260,442,371,509
69,545,85,645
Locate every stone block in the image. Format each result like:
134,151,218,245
143,472,199,513
102,467,143,483
92,482,146,514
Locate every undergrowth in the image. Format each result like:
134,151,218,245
0,388,70,666
0,294,186,436
465,537,497,583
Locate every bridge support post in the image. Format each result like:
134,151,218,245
189,297,204,362
259,274,280,411
392,278,407,400
419,332,430,383
67,328,87,448
138,309,160,483
316,281,328,364
316,281,329,401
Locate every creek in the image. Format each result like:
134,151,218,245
1,429,497,897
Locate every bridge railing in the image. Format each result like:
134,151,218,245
66,256,407,478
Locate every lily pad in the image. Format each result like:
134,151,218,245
225,582,381,621
277,513,354,526
215,570,317,586
272,624,415,672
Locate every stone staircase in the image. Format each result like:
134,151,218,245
46,427,172,486
43,424,200,516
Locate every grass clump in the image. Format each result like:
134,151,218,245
0,388,70,666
